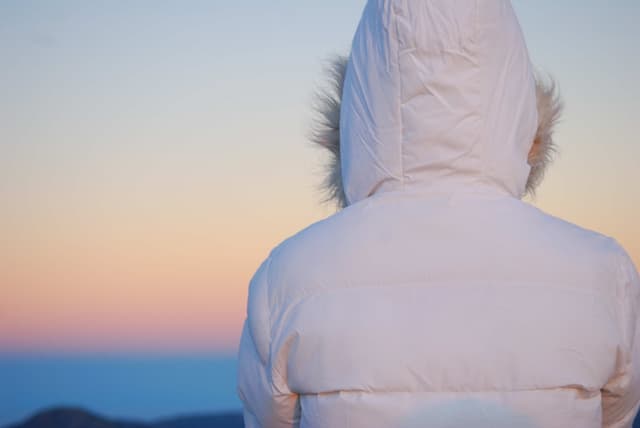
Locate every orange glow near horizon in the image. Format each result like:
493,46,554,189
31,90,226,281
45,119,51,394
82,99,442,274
0,176,330,353
2,178,638,354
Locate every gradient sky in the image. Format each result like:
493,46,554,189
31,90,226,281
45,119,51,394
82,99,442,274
1,0,639,355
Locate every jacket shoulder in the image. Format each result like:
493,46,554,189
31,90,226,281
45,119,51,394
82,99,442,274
518,201,636,285
260,202,368,306
520,201,621,253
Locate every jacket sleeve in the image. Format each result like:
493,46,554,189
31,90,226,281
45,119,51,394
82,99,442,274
237,256,300,428
602,247,640,428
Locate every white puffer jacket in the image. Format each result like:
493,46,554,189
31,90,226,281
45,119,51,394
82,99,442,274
237,1,640,427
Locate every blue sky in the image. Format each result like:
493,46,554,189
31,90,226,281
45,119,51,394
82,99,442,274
0,355,239,425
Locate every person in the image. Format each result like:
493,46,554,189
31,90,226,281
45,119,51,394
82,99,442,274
236,0,640,427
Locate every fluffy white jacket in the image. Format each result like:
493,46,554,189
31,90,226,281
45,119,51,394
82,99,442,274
237,1,640,427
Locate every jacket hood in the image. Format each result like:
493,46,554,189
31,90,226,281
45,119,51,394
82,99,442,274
311,0,562,208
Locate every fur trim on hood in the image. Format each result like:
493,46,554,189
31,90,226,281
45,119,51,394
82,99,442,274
310,56,349,207
310,56,563,208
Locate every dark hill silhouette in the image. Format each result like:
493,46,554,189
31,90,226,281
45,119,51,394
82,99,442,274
5,408,243,428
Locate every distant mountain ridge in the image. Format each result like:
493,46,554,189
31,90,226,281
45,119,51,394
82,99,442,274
5,408,244,428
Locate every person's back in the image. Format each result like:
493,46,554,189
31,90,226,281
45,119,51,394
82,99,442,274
237,1,640,427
